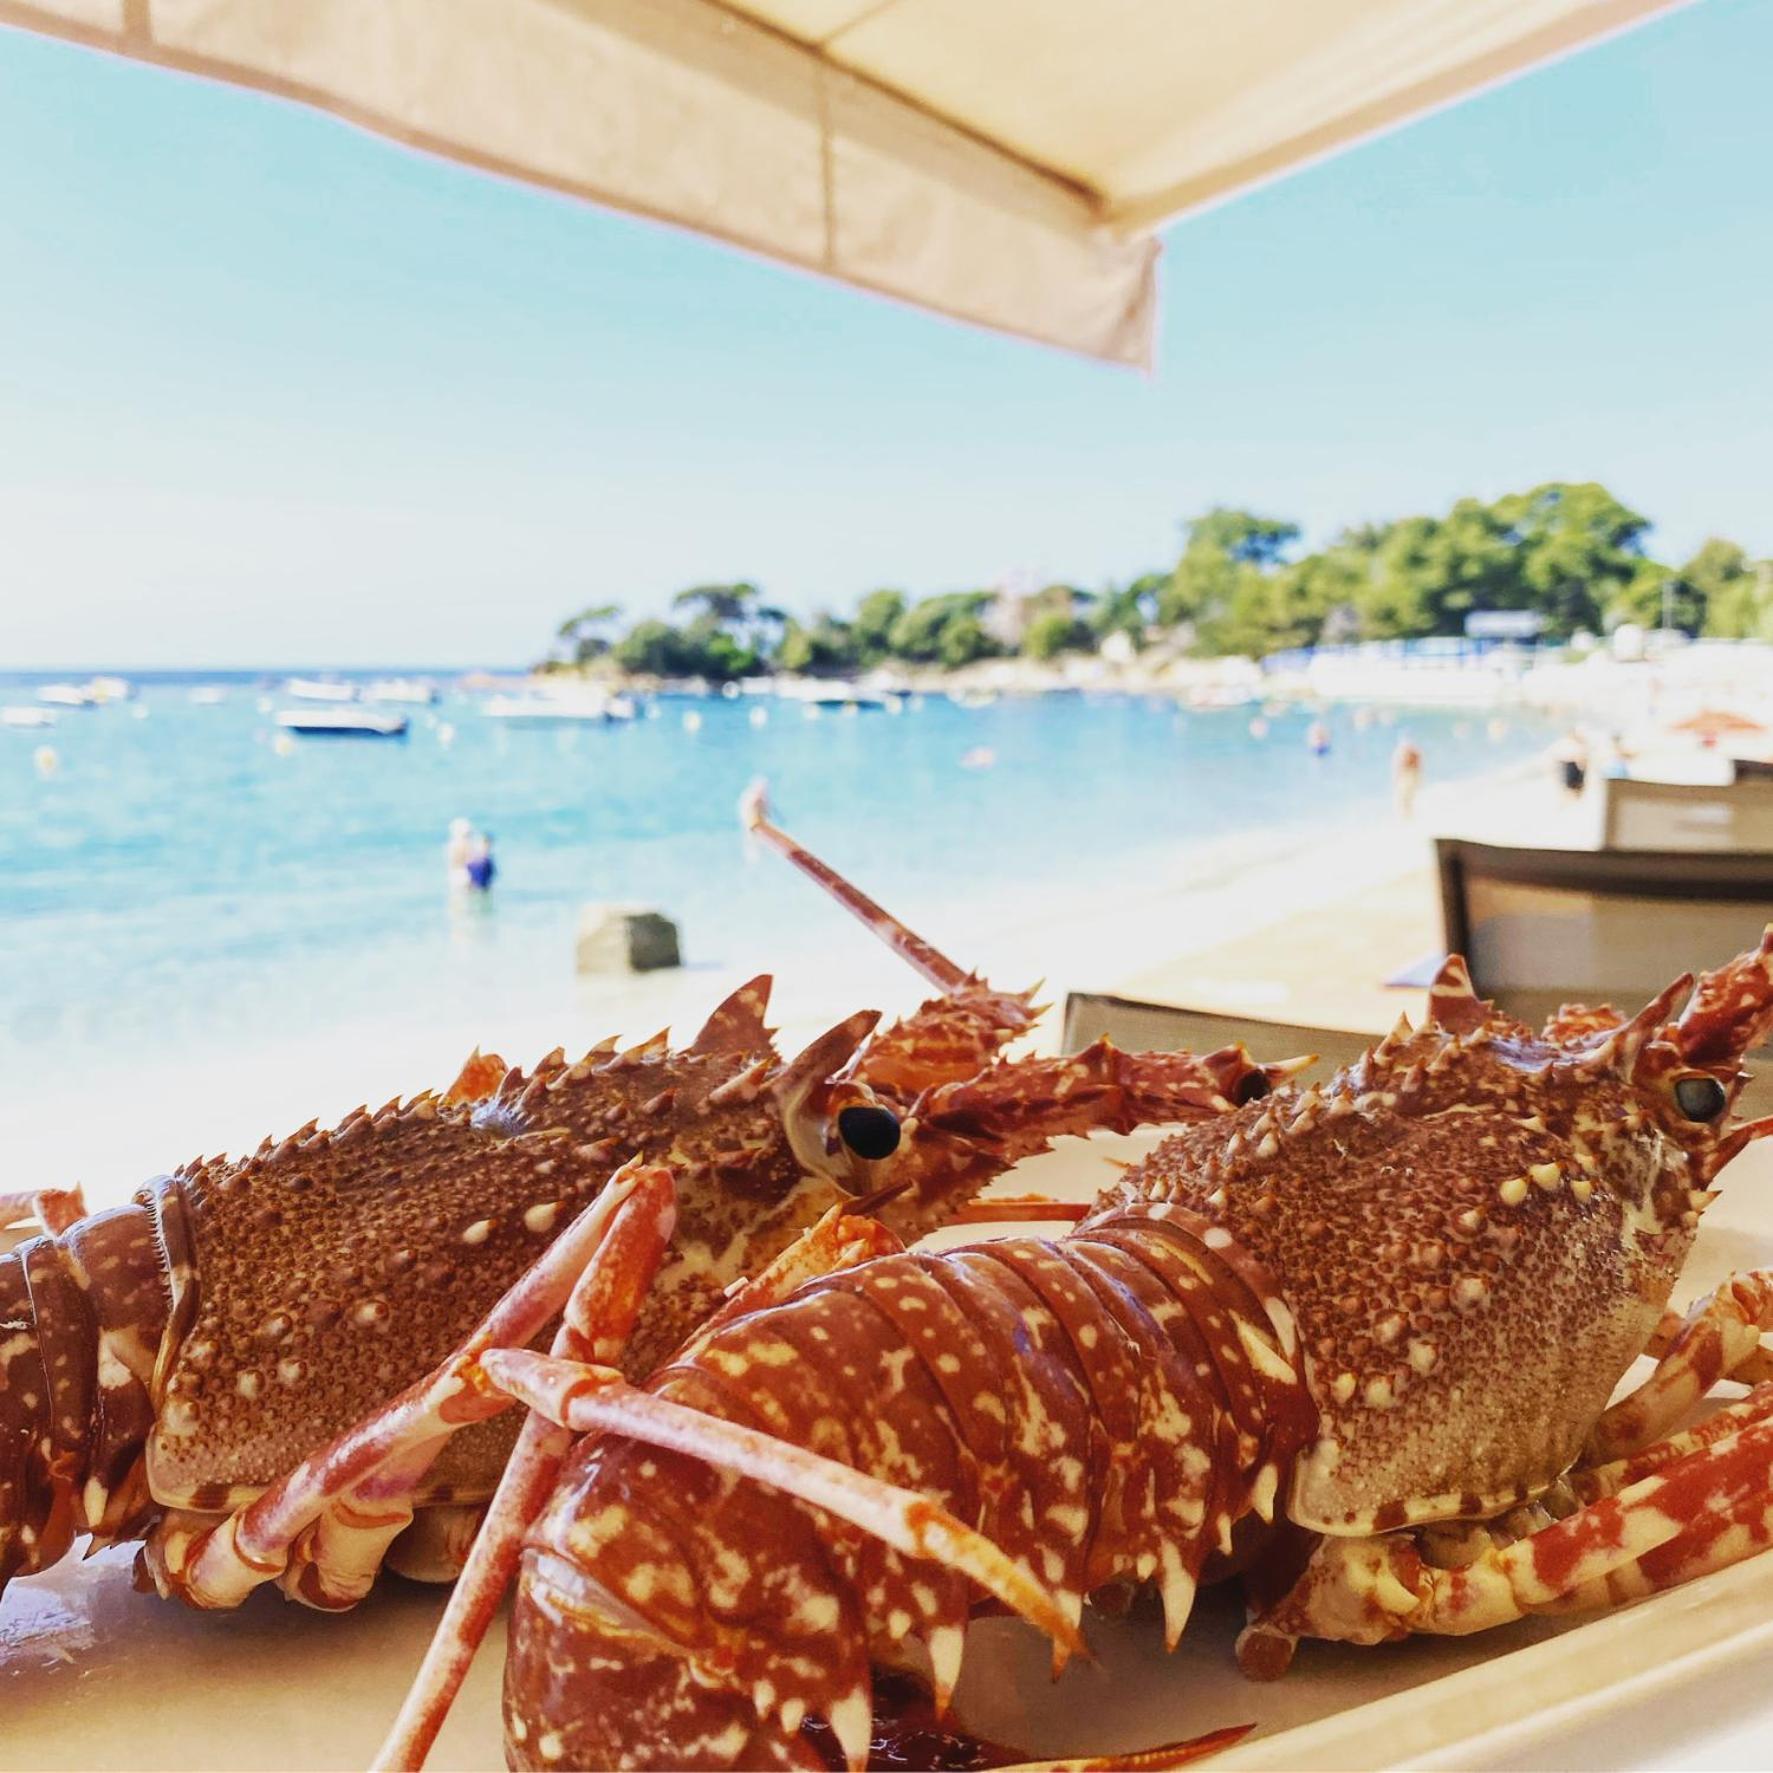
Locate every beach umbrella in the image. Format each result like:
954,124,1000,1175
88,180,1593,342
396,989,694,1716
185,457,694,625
7,0,1681,368
1667,708,1770,744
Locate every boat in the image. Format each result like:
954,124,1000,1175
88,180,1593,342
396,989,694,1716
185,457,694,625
2,706,56,729
285,677,359,703
776,681,889,712
86,675,133,703
482,691,628,726
365,677,439,705
188,686,229,705
36,683,96,708
274,708,408,739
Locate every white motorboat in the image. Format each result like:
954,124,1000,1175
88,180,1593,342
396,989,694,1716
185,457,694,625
188,686,229,705
776,681,889,711
2,705,56,729
36,683,96,708
483,692,623,726
365,677,439,705
285,677,359,703
274,708,408,739
86,675,133,703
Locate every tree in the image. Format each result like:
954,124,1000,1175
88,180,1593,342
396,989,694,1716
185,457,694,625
887,592,1002,666
541,487,1761,673
1354,502,1518,639
555,602,623,663
1158,509,1301,636
671,582,760,627
851,590,908,667
1185,508,1301,568
1023,608,1093,660
1089,575,1162,649
1491,482,1650,638
612,620,698,677
776,614,860,675
1602,558,1697,634
1689,540,1773,640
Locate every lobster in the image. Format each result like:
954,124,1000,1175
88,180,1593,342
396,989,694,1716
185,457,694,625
0,801,1281,1636
362,924,1773,1769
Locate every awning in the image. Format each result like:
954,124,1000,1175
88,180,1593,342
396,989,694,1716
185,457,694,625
0,0,1687,367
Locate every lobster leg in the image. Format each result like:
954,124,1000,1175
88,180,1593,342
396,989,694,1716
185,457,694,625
373,1165,680,1771
1570,1381,1773,1503
141,1163,674,1612
1587,1268,1773,1461
1240,1414,1773,1663
379,1200,906,1773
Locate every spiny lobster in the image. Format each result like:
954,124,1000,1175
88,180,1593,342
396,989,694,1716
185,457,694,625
0,798,1279,1641
367,924,1773,1769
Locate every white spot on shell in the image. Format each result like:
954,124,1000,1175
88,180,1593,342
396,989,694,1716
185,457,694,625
461,1219,494,1246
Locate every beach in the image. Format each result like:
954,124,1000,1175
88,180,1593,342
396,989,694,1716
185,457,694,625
0,684,1583,1208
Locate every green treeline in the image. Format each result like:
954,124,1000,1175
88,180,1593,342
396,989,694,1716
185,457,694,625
546,482,1773,682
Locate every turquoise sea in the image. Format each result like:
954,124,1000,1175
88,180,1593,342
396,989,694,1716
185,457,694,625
0,674,1554,1099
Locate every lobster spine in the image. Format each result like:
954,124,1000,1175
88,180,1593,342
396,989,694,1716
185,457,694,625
502,1206,1315,1771
0,1203,169,1590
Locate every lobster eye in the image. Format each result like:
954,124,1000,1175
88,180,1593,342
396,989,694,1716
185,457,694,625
837,1104,902,1160
1234,1071,1271,1105
1674,1075,1728,1122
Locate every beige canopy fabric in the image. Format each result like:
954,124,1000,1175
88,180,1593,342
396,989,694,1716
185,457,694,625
2,0,1686,367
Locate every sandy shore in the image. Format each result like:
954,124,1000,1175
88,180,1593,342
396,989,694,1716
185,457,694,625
7,754,1596,1211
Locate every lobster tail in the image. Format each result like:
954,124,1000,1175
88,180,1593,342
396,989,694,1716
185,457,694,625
0,1203,168,1593
504,1207,1312,1769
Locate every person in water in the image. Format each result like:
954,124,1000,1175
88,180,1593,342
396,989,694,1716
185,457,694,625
465,830,496,893
1391,732,1422,819
445,817,475,892
1306,718,1331,758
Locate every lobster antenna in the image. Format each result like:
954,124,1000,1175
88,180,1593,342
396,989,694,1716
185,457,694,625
740,779,973,996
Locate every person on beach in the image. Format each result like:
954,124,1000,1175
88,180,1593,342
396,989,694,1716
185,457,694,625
1602,731,1634,780
1392,732,1422,819
1550,729,1590,801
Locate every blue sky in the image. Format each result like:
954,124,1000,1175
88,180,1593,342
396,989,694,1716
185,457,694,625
2,1,1769,668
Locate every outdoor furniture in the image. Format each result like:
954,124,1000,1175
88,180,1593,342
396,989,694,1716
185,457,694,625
1061,991,1373,1083
1602,773,1773,850
1435,837,1773,1083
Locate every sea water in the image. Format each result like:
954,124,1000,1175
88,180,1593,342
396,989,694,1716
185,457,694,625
0,676,1551,1105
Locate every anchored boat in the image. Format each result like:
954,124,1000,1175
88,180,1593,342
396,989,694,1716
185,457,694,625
274,708,409,739
482,691,633,726
285,677,359,703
